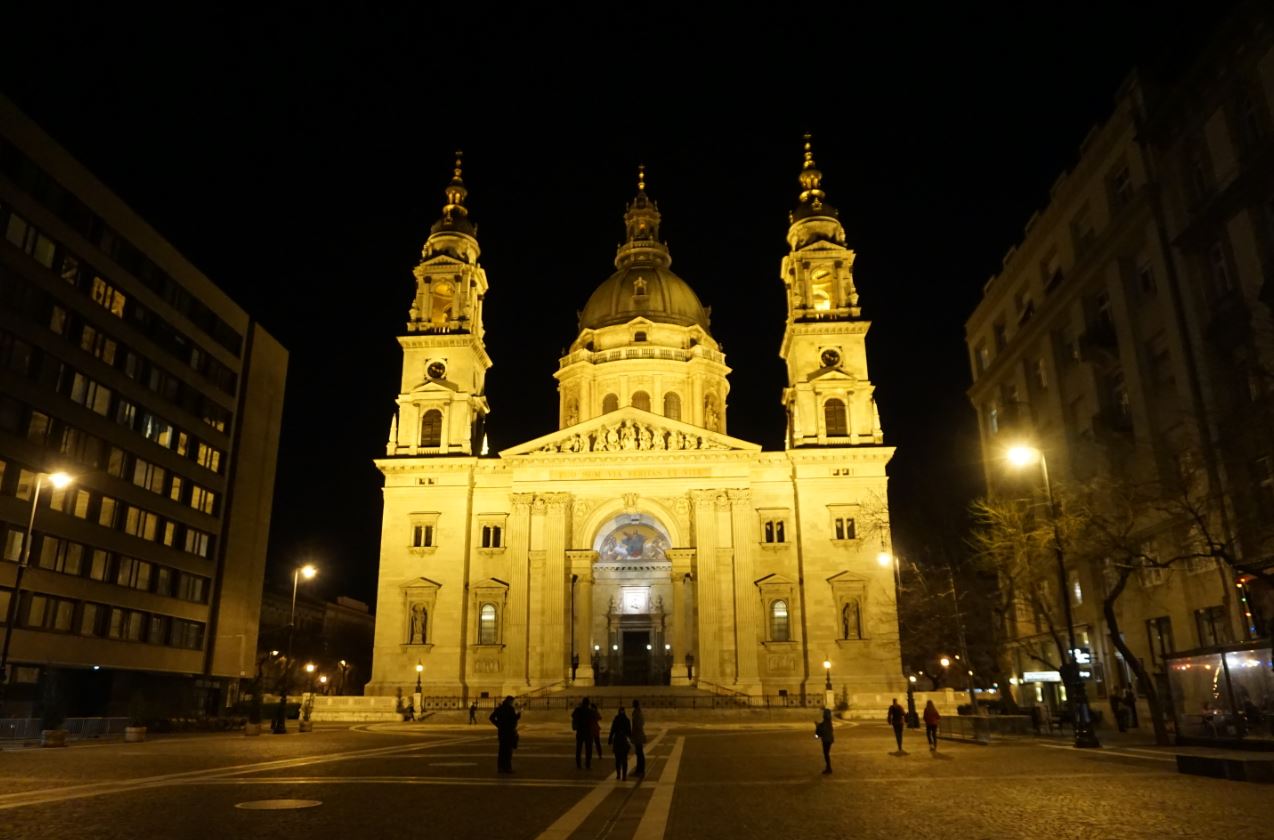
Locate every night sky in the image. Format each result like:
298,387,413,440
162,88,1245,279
0,4,1228,608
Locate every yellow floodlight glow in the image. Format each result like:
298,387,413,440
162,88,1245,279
300,565,317,579
47,471,73,489
1006,445,1041,468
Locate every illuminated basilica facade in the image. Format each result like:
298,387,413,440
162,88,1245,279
367,147,902,702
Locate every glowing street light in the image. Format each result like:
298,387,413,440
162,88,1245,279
1,470,74,710
415,661,424,694
1006,442,1101,749
274,562,318,734
940,656,951,669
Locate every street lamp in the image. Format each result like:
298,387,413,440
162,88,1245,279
940,656,951,669
415,661,424,694
273,563,318,734
822,658,835,710
413,661,424,722
337,659,349,695
1006,443,1101,748
318,674,328,695
0,470,72,711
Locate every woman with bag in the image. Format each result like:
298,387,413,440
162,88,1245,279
608,706,632,780
923,700,941,751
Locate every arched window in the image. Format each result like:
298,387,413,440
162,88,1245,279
478,603,498,645
631,391,651,412
824,398,847,437
663,392,681,421
421,409,443,446
842,601,861,640
770,600,791,642
602,393,619,413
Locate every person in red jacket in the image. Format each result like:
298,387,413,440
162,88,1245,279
923,700,941,751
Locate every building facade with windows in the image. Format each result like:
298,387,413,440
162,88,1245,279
368,150,902,703
964,3,1274,719
0,96,287,716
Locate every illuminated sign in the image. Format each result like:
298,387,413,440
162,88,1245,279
1023,670,1062,683
1072,647,1092,664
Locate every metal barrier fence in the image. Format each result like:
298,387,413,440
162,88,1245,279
0,717,128,741
508,694,824,712
937,714,1036,744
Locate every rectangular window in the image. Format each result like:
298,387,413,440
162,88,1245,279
1195,605,1227,647
832,517,856,541
90,276,127,318
80,603,101,636
412,524,435,548
195,442,221,472
761,518,787,544
190,485,216,514
169,474,184,502
132,459,166,494
98,496,118,528
1146,616,1174,669
49,305,68,335
3,529,23,562
89,549,110,581
184,529,211,558
480,524,503,548
147,614,169,645
178,573,208,603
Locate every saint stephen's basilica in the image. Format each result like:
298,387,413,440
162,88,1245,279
367,142,902,704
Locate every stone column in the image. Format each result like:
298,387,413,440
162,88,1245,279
540,494,570,684
729,489,761,693
507,493,534,689
667,549,695,686
567,550,597,685
690,490,720,684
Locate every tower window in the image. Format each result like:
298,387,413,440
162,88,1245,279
663,392,681,421
412,524,435,548
770,600,791,642
634,331,647,342
762,518,786,544
420,409,443,447
478,603,498,645
602,394,619,413
833,516,856,541
631,391,651,412
824,399,848,437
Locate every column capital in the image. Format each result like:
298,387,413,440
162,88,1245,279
727,488,752,506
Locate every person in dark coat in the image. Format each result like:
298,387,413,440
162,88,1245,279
608,706,632,780
922,700,941,750
631,700,647,776
1123,687,1139,728
572,697,594,768
489,695,520,773
468,701,478,725
816,708,835,774
887,698,906,752
1110,694,1126,732
589,701,604,758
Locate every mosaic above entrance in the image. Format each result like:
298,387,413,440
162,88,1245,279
597,522,670,565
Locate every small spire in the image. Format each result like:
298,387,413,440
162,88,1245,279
803,133,816,171
793,133,836,221
444,149,468,209
637,164,646,192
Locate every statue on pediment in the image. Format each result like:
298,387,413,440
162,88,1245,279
652,429,666,450
605,425,621,451
621,422,637,450
638,425,653,450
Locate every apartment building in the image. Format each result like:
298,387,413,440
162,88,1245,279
0,95,287,717
964,2,1274,717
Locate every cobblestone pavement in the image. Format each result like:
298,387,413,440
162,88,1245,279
0,719,1266,839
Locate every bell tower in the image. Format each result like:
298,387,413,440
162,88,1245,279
779,136,883,448
388,153,492,456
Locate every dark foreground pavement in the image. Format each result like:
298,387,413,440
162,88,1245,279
0,719,1266,839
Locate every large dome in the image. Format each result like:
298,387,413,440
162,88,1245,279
580,264,710,331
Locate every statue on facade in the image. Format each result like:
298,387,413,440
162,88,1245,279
605,425,621,451
410,603,426,644
705,403,720,431
621,422,637,450
652,429,666,450
638,425,653,450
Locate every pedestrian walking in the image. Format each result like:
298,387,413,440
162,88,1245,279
468,701,478,725
631,699,647,776
572,697,594,768
589,701,604,759
1110,694,1126,732
608,705,632,780
489,695,520,774
887,698,906,752
816,708,835,773
922,700,940,751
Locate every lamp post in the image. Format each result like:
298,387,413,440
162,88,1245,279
823,658,834,710
1006,444,1101,749
273,563,317,734
337,659,349,696
0,470,72,712
413,661,423,721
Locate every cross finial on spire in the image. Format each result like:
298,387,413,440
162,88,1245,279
637,164,646,192
454,150,464,180
803,133,815,170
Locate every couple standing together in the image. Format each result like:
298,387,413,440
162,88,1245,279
573,697,646,780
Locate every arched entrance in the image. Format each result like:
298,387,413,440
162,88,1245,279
589,514,674,685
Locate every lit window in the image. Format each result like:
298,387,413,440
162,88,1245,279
478,603,498,645
770,600,791,642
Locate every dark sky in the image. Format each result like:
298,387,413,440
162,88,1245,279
0,4,1227,607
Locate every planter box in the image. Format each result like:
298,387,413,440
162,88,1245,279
41,729,68,748
124,725,147,743
243,722,262,736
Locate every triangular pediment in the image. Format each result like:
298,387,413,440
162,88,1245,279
755,572,797,588
499,406,761,457
407,379,460,395
808,367,856,382
400,575,444,591
826,570,869,586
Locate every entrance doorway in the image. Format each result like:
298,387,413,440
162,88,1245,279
622,630,653,685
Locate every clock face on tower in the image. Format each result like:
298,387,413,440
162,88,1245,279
820,348,841,368
427,361,447,380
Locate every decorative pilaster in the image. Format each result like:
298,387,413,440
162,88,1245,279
690,490,721,683
729,489,761,691
539,493,571,684
507,493,534,688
